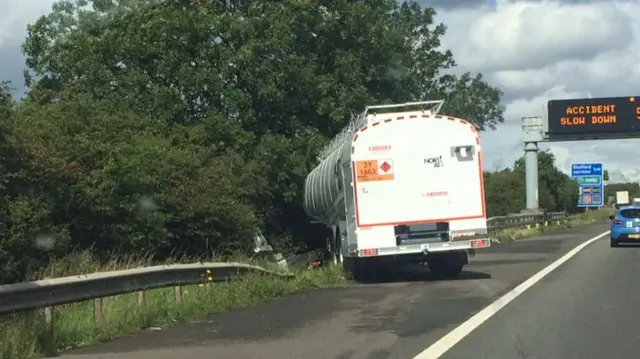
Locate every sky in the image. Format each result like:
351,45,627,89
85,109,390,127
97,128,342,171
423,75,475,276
431,0,640,182
0,0,638,182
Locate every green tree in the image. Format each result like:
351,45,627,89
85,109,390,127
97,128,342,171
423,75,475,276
4,0,506,279
483,169,524,217
0,82,75,283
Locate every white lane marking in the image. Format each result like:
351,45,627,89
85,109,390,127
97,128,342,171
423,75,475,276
413,230,610,359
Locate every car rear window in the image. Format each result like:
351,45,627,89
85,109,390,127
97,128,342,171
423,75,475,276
620,209,640,219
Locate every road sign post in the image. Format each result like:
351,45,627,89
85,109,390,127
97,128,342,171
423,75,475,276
571,163,604,208
522,117,544,212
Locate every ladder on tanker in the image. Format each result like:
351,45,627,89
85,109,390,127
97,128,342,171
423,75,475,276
317,100,446,162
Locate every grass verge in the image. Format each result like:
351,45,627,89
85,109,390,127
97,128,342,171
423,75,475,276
491,209,613,243
0,252,346,359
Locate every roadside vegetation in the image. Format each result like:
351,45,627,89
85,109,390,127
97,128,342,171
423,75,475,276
0,0,621,357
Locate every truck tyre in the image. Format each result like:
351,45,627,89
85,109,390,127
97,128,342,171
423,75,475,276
428,260,463,278
343,257,377,282
427,251,467,278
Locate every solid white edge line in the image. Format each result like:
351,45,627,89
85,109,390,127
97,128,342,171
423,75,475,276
412,230,611,359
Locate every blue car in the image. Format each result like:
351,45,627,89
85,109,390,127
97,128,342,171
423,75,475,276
610,204,640,247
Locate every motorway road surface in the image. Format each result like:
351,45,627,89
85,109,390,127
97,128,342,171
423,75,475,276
63,223,620,359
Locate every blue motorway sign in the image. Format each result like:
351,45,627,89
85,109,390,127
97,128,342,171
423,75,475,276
571,163,603,208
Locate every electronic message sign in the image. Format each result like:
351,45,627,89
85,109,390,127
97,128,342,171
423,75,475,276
571,163,603,208
547,96,640,141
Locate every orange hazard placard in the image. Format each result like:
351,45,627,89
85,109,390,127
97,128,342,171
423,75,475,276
355,159,394,182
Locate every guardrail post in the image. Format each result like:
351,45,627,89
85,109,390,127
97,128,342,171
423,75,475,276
205,269,213,291
174,285,182,303
94,298,103,327
137,291,145,307
41,277,56,356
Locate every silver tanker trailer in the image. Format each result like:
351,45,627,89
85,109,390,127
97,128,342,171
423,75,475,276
302,100,491,280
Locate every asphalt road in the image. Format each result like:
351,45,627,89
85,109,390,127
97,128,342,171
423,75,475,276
439,225,635,359
63,223,610,359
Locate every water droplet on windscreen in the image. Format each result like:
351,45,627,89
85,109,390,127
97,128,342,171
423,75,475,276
35,234,55,250
139,197,158,212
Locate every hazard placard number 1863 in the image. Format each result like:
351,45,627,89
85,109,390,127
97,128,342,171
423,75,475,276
358,161,377,177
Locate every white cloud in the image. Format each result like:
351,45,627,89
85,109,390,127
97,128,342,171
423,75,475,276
436,0,640,183
441,0,635,72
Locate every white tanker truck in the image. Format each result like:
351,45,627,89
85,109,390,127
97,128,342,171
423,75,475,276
302,100,490,280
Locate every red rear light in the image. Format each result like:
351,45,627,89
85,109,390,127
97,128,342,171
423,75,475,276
360,248,379,257
613,219,623,224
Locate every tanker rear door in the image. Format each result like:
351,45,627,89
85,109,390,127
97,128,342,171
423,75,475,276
350,115,485,228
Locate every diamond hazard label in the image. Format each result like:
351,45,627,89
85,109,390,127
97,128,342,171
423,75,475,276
379,159,394,175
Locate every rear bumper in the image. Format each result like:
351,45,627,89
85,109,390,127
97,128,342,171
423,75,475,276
354,238,491,258
611,233,640,243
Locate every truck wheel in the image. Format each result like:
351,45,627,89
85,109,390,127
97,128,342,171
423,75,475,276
343,257,376,282
427,251,467,278
428,260,463,278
